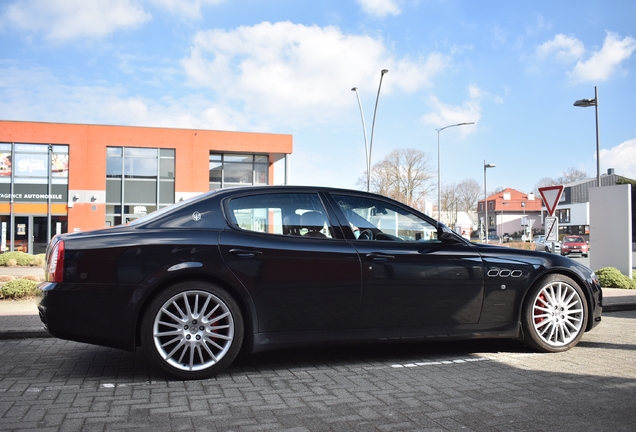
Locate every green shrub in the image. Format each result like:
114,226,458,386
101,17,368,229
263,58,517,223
0,252,38,267
595,267,636,289
33,254,45,266
0,279,40,299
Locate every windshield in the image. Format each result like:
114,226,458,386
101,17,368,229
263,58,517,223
563,236,585,243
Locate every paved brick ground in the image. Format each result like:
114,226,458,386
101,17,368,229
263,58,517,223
0,310,634,431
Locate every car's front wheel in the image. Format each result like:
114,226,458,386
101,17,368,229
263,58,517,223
521,274,588,353
141,281,244,380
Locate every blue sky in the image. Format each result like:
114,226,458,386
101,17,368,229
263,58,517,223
1,0,635,198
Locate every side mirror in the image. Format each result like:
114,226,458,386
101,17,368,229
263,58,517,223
437,223,463,243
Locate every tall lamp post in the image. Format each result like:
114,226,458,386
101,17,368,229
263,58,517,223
351,69,389,192
484,161,496,243
521,201,526,240
436,122,474,220
574,86,601,187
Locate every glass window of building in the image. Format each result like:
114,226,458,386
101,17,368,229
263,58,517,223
106,147,175,226
209,153,269,190
0,142,69,254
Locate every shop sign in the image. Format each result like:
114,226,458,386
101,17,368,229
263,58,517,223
0,183,68,203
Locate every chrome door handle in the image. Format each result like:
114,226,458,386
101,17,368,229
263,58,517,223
229,249,262,258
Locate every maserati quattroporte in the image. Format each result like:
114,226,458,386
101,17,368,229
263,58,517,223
38,186,602,379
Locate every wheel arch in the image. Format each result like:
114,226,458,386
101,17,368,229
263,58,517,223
133,272,256,354
519,268,596,332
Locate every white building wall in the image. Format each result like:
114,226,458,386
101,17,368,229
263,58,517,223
589,185,632,277
568,202,589,225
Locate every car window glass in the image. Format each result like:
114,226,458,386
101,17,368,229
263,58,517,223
331,194,438,242
133,191,224,229
564,236,583,243
227,193,333,238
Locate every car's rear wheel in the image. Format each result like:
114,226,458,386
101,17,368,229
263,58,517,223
141,281,244,380
521,274,588,353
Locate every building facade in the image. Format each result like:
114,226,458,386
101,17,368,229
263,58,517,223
477,188,542,240
540,169,632,239
0,120,292,254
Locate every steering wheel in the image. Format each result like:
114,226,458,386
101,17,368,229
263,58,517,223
358,229,374,240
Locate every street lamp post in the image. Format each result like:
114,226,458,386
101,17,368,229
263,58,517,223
521,201,526,240
574,86,601,187
351,69,389,192
484,161,496,243
436,122,474,221
351,87,368,189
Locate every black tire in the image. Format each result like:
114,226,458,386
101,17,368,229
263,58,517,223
521,274,588,353
141,281,244,380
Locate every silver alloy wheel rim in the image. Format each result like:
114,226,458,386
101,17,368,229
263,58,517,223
152,290,235,372
531,281,584,347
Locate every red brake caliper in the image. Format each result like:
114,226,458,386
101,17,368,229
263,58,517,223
534,294,546,325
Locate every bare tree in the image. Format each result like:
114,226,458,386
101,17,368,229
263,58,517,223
440,183,460,226
534,167,588,193
556,167,588,184
359,148,436,210
456,178,482,212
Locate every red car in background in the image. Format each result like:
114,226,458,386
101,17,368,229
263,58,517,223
561,235,589,257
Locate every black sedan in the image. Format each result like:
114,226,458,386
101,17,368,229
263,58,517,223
38,186,602,379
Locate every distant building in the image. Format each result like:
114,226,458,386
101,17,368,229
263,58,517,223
541,168,634,238
477,188,542,240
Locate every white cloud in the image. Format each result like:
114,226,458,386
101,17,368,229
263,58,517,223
421,86,482,135
0,0,151,41
181,21,449,127
356,0,401,18
0,20,451,133
568,32,636,83
490,26,507,47
0,66,246,131
536,34,585,62
525,14,551,36
148,0,225,20
600,139,636,180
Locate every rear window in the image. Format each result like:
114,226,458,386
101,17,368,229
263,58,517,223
138,191,225,229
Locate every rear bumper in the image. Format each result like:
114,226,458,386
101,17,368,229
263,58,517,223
37,282,139,351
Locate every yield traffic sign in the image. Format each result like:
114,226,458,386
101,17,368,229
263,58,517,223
538,185,564,217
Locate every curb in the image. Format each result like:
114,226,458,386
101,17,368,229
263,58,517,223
0,330,52,340
603,304,636,313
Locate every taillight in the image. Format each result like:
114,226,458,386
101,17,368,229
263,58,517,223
47,239,65,283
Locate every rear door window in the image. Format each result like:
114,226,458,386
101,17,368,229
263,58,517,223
227,193,333,238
